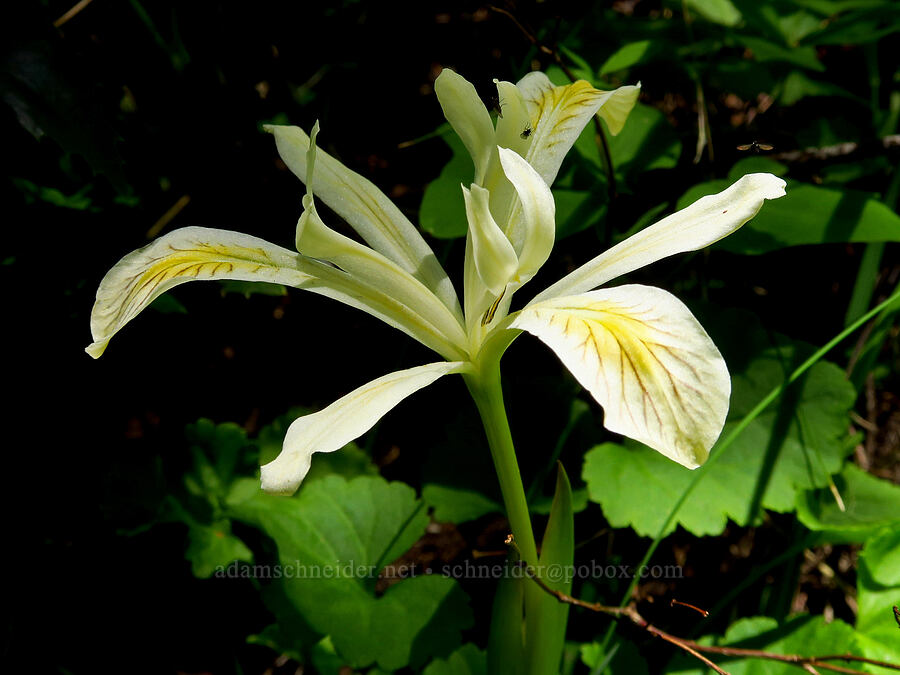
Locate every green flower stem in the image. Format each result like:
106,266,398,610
464,356,546,671
464,362,538,565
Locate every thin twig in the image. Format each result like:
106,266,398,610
146,194,191,238
53,0,95,28
516,558,900,674
771,135,900,163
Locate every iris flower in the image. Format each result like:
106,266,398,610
87,69,785,499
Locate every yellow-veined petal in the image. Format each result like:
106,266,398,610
86,226,315,358
266,125,463,321
532,173,787,303
462,183,518,295
516,73,639,186
511,285,730,468
260,361,471,495
87,227,468,361
434,68,496,185
596,84,641,135
497,147,556,283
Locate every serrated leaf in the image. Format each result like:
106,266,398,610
854,538,900,665
186,519,253,578
583,312,855,537
678,179,900,254
423,644,487,675
229,475,472,670
797,463,900,543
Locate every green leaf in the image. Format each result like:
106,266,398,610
186,519,253,577
229,475,472,670
779,71,863,106
686,0,742,26
529,465,574,675
423,484,500,523
554,189,604,240
12,178,96,210
575,103,681,185
854,535,900,664
862,529,900,587
420,130,471,239
581,639,649,674
583,311,856,537
736,36,824,71
727,157,788,180
678,179,900,255
218,280,288,297
668,615,859,674
599,41,660,74
797,463,900,543
423,644,487,675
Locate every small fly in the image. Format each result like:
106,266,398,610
520,125,533,139
736,141,774,153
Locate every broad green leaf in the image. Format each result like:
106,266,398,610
575,102,681,185
553,189,603,239
736,36,824,71
861,529,900,587
583,311,856,536
230,475,472,670
797,463,900,543
854,536,900,664
599,41,660,74
423,484,500,523
686,0,742,26
668,616,859,674
423,644,487,675
420,130,475,239
679,179,900,255
186,519,253,578
779,71,862,106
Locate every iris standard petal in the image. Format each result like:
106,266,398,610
531,173,787,304
266,125,463,322
515,73,640,187
511,285,730,468
462,183,519,295
260,361,471,495
497,147,556,283
434,68,496,185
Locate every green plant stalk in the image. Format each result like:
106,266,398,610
595,288,900,659
465,359,554,675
